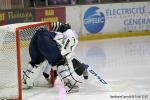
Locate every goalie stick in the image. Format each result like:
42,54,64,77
87,66,129,92
87,66,112,91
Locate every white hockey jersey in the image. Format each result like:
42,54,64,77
54,29,78,59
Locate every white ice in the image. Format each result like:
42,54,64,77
23,36,150,100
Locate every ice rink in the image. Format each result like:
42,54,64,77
23,36,150,100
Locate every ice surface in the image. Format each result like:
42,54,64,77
23,36,150,100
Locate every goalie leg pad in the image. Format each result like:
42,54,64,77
57,65,80,93
22,61,48,88
72,58,85,76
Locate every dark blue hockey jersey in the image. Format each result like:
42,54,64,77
29,28,63,66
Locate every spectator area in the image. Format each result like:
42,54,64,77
0,0,149,10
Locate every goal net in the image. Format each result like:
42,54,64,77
0,22,52,100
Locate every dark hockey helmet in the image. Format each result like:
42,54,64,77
59,23,71,33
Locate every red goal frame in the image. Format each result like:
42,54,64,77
12,22,52,100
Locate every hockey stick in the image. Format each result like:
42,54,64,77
87,67,112,91
87,67,129,92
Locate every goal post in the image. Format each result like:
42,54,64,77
0,22,54,100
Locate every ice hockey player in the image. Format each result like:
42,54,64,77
42,22,89,83
22,22,89,93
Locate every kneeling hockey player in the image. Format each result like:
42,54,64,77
23,22,89,93
42,22,88,82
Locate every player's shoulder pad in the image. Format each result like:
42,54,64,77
64,29,78,39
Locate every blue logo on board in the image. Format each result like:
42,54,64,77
83,7,105,33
